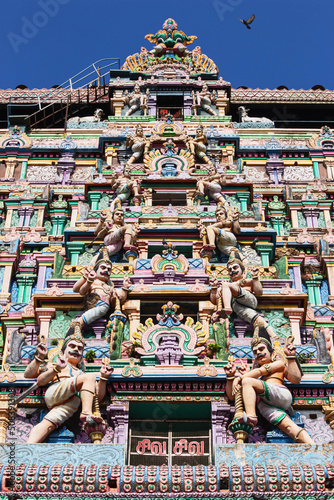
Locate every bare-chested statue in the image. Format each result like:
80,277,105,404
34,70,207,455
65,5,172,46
224,332,314,443
192,84,217,116
199,206,240,257
185,125,212,166
210,251,275,337
126,124,149,166
93,207,139,261
109,166,141,211
74,249,130,330
123,84,149,117
24,336,113,443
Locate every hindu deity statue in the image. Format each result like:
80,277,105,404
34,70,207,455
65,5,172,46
210,251,275,337
24,335,113,443
192,84,217,116
224,331,314,443
123,84,149,116
199,206,240,256
196,167,228,206
93,208,139,260
126,124,150,166
73,249,131,331
109,166,141,211
186,125,212,166
145,18,197,59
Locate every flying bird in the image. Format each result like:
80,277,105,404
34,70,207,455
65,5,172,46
239,14,255,29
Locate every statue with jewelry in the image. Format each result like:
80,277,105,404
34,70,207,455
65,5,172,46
185,125,212,166
224,330,314,443
210,250,275,337
93,207,139,261
123,84,149,116
109,166,141,211
192,83,217,116
24,336,113,443
195,167,228,206
126,124,150,166
199,205,240,257
73,248,131,331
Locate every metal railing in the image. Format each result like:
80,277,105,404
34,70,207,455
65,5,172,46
8,58,120,129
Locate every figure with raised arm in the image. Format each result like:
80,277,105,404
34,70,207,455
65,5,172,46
210,251,275,337
186,125,212,166
224,331,314,443
109,166,141,211
123,84,149,116
195,166,228,206
199,206,240,257
126,124,149,166
24,337,113,443
73,248,131,331
192,84,217,116
93,208,139,261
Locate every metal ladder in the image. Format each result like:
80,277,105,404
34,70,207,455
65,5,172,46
8,58,120,130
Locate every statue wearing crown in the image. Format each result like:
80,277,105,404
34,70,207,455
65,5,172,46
24,335,113,443
224,330,314,443
73,247,131,332
210,250,275,338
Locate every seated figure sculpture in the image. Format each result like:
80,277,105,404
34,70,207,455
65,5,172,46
210,251,275,337
123,84,149,116
24,335,113,443
185,125,212,166
93,208,139,261
199,206,240,257
192,83,217,116
73,248,130,331
109,166,141,211
224,331,314,443
126,124,150,166
195,167,228,206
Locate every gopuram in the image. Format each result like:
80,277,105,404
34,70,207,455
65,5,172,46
1,17,334,498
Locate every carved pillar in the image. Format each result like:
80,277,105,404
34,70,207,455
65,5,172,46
122,300,141,340
270,216,285,236
198,301,215,336
107,402,129,444
302,208,319,228
0,264,15,304
284,308,304,345
50,215,67,236
290,260,303,291
183,93,193,116
255,242,274,267
105,146,118,166
137,241,148,259
236,191,250,212
35,307,56,342
193,241,203,259
4,208,13,229
88,191,102,211
20,160,28,180
36,207,45,228
324,260,334,300
4,159,17,179
215,90,229,117
16,274,37,303
304,277,323,306
110,90,126,117
234,318,249,338
0,394,10,444
67,242,86,265
211,401,234,445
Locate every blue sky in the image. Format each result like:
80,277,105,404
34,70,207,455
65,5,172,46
1,0,333,90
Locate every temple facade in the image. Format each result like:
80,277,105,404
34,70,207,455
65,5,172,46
1,18,334,498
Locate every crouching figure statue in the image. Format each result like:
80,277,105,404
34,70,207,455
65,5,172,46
24,336,113,443
224,332,314,443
